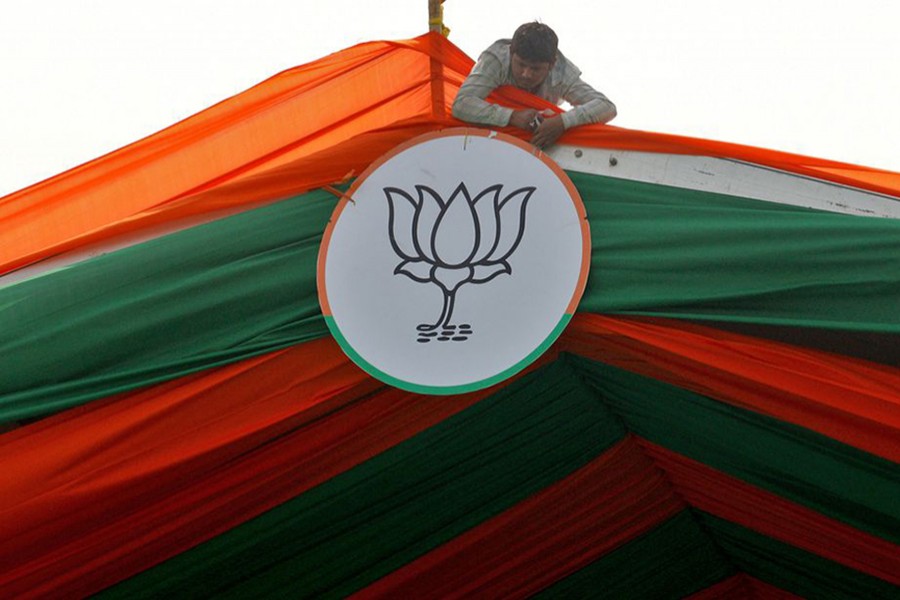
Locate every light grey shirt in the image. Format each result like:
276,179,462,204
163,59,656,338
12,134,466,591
452,39,617,130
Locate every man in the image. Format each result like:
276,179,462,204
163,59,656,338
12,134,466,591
452,22,616,148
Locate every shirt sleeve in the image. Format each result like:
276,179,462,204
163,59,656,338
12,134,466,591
451,52,515,127
559,78,617,130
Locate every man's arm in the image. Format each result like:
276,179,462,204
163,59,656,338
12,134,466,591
531,78,615,148
559,78,617,130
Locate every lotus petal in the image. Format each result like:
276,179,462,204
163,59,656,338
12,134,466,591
384,187,419,260
394,259,433,283
471,184,502,263
432,183,479,267
471,261,511,284
487,186,535,262
413,185,444,263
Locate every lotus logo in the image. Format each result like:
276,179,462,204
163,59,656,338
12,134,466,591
385,183,534,342
318,128,590,394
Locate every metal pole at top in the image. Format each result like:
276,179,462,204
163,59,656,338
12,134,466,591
427,0,448,116
428,0,449,36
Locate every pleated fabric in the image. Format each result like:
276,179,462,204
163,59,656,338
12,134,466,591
1,31,898,599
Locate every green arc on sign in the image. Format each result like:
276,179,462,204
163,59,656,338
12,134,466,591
324,314,573,395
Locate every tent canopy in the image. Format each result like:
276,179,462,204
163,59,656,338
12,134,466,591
1,32,898,599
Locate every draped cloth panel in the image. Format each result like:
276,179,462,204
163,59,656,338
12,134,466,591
2,33,898,276
0,36,471,275
353,438,686,599
641,441,900,584
0,338,540,598
2,171,897,425
2,348,897,598
563,315,900,461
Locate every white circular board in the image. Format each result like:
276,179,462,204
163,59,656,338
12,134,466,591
318,129,591,394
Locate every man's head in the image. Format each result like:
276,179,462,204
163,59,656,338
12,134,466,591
509,22,558,92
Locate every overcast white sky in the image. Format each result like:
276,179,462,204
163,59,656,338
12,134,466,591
2,0,899,197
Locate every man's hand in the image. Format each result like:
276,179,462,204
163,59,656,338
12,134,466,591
531,114,565,148
509,108,540,131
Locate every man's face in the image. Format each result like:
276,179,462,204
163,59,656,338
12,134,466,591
510,53,553,92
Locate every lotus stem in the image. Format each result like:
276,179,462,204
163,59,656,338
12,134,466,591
442,291,457,328
417,290,456,331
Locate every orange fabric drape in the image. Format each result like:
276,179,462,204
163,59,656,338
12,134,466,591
1,313,896,596
0,34,471,276
4,32,898,278
0,116,457,277
0,337,555,598
2,27,898,600
0,340,367,597
562,315,900,462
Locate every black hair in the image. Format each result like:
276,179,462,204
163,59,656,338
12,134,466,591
510,22,558,63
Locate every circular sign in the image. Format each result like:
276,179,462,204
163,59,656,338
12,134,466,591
317,128,590,394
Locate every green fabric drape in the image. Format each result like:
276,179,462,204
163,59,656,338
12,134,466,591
569,355,900,544
538,511,735,599
101,361,625,598
574,172,900,331
542,510,900,600
0,191,335,423
2,172,898,423
97,356,898,597
699,514,900,599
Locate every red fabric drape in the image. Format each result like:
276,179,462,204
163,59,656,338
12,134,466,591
562,315,900,462
1,313,896,596
685,574,803,599
643,441,900,585
0,338,555,598
352,438,684,599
